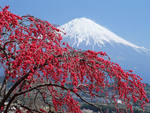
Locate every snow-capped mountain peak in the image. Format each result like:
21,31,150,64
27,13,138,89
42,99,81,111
58,18,150,83
59,17,148,52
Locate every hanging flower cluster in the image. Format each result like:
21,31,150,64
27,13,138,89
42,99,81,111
0,6,149,113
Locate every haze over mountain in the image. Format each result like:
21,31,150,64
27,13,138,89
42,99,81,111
59,17,150,83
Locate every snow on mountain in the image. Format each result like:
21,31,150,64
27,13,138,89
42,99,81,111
59,17,149,53
58,18,150,83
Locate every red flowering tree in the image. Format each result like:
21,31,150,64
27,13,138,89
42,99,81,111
0,6,149,113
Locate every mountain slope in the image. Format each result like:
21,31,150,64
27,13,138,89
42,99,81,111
59,17,150,83
59,18,149,53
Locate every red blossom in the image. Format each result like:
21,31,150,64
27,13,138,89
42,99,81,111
0,6,149,113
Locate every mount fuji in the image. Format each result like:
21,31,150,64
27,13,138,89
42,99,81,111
59,17,150,83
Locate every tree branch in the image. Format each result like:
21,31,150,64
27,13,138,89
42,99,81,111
15,83,103,113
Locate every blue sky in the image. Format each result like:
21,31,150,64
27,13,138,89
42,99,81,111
1,0,150,49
